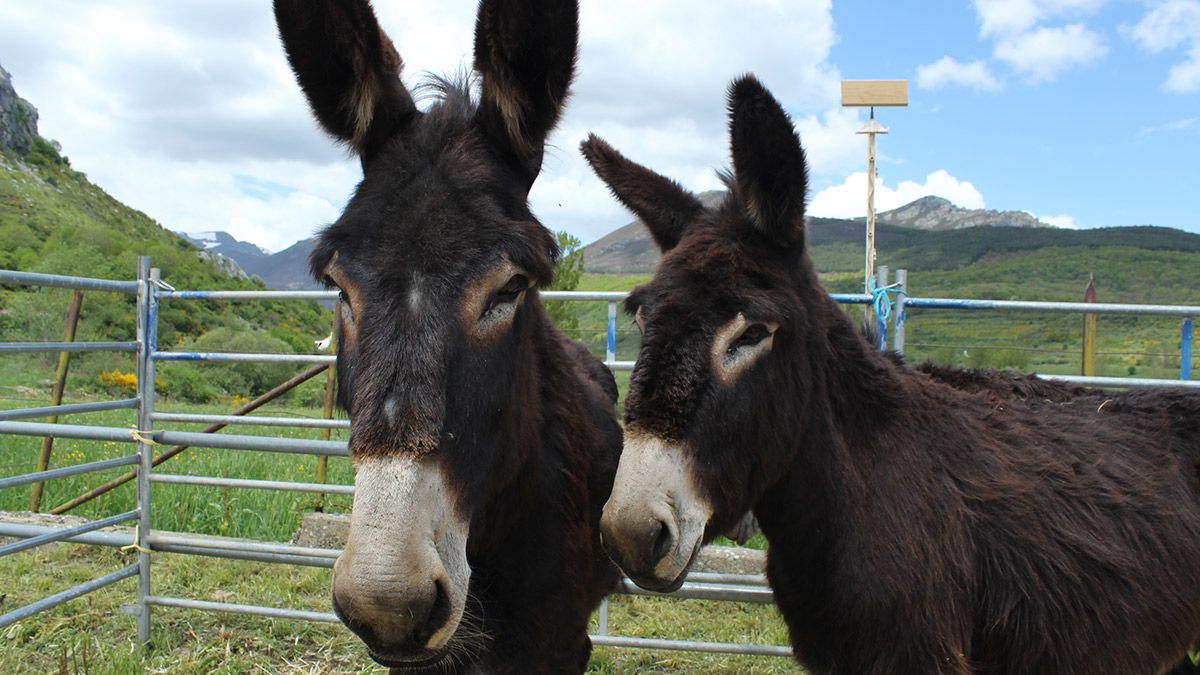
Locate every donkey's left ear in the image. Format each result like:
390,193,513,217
474,0,578,188
728,75,808,249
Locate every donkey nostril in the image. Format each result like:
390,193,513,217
651,519,674,563
418,577,453,645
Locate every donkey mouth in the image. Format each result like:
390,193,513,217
628,534,704,594
368,646,452,669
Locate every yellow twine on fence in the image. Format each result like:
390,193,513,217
120,527,152,555
130,430,159,445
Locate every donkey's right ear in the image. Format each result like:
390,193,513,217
274,0,416,159
580,134,704,252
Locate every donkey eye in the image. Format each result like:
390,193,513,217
728,323,772,353
485,274,528,314
634,307,645,335
338,291,355,326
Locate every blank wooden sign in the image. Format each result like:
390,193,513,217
841,80,908,107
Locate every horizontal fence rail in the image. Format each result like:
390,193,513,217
906,297,1200,316
0,509,140,557
0,398,139,422
152,412,350,429
150,473,355,495
1037,374,1200,389
0,564,139,631
154,351,335,364
0,455,140,490
0,269,139,294
0,341,138,354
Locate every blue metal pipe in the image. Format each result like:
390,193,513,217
1183,318,1194,381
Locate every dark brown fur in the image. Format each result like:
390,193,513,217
585,74,1200,674
275,1,619,672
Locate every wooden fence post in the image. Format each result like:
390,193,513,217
315,303,338,512
29,289,85,512
1081,274,1097,377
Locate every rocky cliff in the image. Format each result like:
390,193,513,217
0,65,38,155
875,195,1048,230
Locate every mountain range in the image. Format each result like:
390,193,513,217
188,192,1082,284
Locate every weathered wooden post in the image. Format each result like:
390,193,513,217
842,80,908,294
1081,274,1097,377
315,303,339,512
29,289,85,512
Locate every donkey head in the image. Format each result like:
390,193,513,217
584,75,813,591
275,0,576,666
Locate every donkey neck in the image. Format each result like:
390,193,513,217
756,290,908,537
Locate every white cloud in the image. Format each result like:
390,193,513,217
916,56,1004,91
0,0,849,250
808,170,986,219
1128,1,1200,92
974,0,1108,37
993,24,1108,82
1034,213,1081,228
1165,48,1200,91
1136,115,1200,137
1128,0,1200,51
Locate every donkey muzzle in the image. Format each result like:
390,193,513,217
600,431,711,592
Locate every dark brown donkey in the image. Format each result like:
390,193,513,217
274,1,620,671
583,74,1200,674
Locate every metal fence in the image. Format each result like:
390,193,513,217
1,259,1197,661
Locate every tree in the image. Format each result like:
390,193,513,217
546,231,584,335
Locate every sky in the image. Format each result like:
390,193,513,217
0,0,1197,253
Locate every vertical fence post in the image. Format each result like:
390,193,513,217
598,597,609,636
135,259,157,646
1183,317,1194,381
315,303,338,512
29,289,85,512
1081,274,1097,377
893,269,907,355
874,266,889,351
606,302,617,364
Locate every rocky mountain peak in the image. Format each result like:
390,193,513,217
0,64,39,155
876,195,1049,230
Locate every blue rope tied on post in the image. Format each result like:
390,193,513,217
869,278,907,350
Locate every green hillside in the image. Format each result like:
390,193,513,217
0,144,331,403
576,229,1200,383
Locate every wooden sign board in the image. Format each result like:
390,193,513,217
841,80,908,107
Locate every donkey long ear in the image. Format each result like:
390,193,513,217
474,0,578,186
274,0,416,158
728,75,808,248
581,134,704,252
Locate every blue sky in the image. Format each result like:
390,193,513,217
0,0,1197,250
826,1,1199,232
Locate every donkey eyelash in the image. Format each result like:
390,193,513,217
726,323,775,354
482,274,529,316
